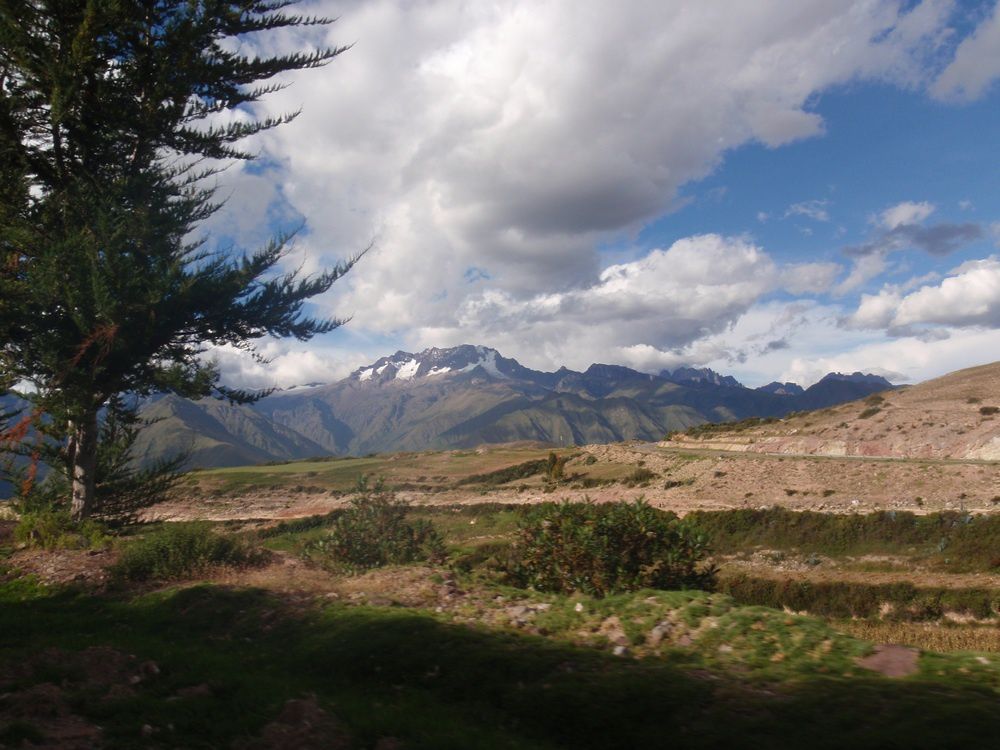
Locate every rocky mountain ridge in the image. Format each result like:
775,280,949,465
132,345,895,468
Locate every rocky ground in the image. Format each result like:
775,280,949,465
147,440,1000,522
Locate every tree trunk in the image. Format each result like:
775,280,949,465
69,411,98,521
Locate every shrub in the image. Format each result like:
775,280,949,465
545,452,568,482
858,407,881,419
310,482,445,570
14,510,107,550
455,459,548,487
979,406,999,416
504,499,715,597
719,573,999,621
623,467,658,486
112,522,264,582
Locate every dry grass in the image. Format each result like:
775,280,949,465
835,620,1000,652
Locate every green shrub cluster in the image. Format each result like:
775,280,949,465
688,507,1000,571
455,459,548,487
623,467,658,487
310,483,445,570
681,416,778,439
14,510,107,550
720,573,999,621
112,522,264,581
504,499,716,597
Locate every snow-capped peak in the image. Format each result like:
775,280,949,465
350,345,511,384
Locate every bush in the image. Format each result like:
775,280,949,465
545,452,568,481
623,467,658,486
455,459,548,487
858,407,881,419
14,510,107,550
720,573,999,621
112,522,264,582
310,481,445,570
979,406,999,416
504,499,715,597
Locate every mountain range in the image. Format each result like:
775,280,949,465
130,345,894,468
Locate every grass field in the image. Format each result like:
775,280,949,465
6,574,1000,749
7,495,1000,747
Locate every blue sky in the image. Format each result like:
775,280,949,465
205,0,1000,389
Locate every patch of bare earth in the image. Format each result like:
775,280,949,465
232,696,353,750
0,646,161,749
855,644,920,677
5,547,115,588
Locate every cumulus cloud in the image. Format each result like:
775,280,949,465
931,1,1000,102
879,200,936,229
845,221,983,258
409,235,776,368
781,262,842,294
845,256,1000,332
208,341,376,389
226,1,957,335
190,0,1000,388
834,254,889,296
780,326,1000,387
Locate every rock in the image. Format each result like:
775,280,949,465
612,645,629,657
574,602,584,613
647,622,672,647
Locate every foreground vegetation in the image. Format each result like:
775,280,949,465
6,576,1000,749
6,496,1000,747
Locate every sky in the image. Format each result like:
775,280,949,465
203,0,1000,389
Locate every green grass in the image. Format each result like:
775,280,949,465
689,507,1000,571
720,574,1000,621
7,579,1000,748
111,522,265,582
188,448,561,495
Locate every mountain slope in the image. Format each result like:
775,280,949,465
247,346,893,458
134,395,328,469
668,361,1000,460
132,345,898,467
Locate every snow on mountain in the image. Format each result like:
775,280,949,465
351,345,514,383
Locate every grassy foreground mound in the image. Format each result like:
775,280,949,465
3,576,1000,749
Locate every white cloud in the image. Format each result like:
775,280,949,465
781,326,1000,387
208,341,376,390
878,200,935,230
409,234,780,371
931,2,1000,102
845,256,1000,331
784,199,830,222
781,262,842,294
189,1,1000,389
223,0,956,338
834,254,889,296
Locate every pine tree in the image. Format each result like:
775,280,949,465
0,1,355,519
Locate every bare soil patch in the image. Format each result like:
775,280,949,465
856,644,920,677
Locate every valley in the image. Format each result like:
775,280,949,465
3,360,999,748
